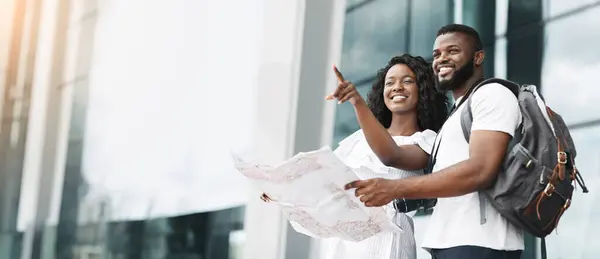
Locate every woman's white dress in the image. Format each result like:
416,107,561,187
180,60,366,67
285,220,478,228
320,129,436,259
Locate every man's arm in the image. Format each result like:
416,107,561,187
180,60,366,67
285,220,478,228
391,83,520,199
389,129,511,199
353,100,429,171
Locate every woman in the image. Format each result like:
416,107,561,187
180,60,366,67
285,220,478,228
264,54,449,259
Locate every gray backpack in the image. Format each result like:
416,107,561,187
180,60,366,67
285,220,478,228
460,78,589,258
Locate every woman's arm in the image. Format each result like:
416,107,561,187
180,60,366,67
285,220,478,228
328,66,429,171
352,99,429,170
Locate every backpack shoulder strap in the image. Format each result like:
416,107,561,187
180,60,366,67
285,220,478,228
459,78,520,143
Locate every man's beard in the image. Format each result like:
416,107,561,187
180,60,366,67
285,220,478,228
436,58,475,92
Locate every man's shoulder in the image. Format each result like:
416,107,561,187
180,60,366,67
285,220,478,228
467,81,522,133
469,82,519,111
472,82,517,101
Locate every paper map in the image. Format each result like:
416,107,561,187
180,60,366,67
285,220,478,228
232,147,402,242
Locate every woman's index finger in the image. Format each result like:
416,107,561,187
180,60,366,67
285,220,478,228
333,65,345,82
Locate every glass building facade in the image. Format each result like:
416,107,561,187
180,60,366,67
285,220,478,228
0,0,251,258
333,0,600,259
1,0,599,259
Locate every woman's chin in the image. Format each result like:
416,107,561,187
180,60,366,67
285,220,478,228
387,106,416,115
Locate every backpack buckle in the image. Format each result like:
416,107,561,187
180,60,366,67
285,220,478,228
544,183,555,196
557,151,567,165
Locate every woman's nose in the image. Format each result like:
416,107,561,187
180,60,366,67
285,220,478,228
392,82,404,91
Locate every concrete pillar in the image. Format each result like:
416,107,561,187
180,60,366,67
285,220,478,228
243,0,346,259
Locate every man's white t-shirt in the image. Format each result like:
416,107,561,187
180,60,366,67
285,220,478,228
421,83,525,251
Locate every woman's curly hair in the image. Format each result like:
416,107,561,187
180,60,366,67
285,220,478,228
367,54,449,132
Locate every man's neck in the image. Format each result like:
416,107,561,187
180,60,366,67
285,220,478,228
452,73,484,100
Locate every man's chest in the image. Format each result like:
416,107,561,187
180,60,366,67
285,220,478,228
432,110,470,169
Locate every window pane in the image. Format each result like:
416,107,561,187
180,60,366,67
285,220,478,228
506,25,543,89
507,0,544,29
409,0,453,58
346,0,367,8
541,6,600,125
544,126,600,259
544,0,600,18
340,0,409,80
462,0,502,79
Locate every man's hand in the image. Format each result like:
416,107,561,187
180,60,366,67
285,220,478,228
345,178,400,207
326,65,365,105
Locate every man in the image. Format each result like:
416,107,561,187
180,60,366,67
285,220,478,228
345,24,524,259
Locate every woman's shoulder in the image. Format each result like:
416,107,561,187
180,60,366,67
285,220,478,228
411,129,437,140
338,129,364,145
333,129,364,156
336,129,364,149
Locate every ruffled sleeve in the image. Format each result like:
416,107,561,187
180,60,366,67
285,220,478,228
412,129,437,155
333,130,363,158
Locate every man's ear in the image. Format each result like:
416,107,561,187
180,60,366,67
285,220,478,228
474,50,485,66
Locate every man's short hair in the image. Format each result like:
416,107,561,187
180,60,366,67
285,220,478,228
437,24,483,52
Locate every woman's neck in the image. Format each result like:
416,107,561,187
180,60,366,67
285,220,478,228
387,112,419,137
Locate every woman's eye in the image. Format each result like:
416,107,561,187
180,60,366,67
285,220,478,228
385,82,393,86
403,80,415,84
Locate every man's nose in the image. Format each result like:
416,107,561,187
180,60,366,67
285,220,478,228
439,52,451,62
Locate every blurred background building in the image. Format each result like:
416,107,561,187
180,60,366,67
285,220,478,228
0,0,598,259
